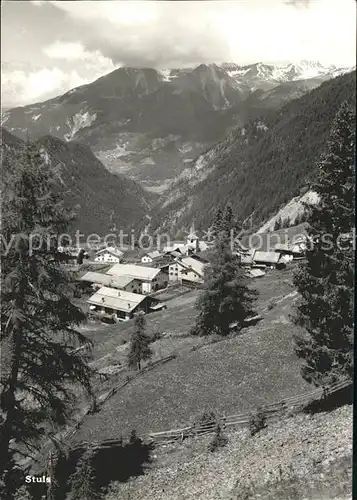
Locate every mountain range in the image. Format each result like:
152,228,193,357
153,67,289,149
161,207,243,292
1,61,353,192
151,70,356,233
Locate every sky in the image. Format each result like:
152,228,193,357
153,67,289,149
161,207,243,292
1,0,356,107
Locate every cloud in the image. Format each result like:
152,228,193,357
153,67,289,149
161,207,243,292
43,41,117,70
2,0,356,106
43,41,88,61
1,67,88,107
2,41,117,107
48,0,356,68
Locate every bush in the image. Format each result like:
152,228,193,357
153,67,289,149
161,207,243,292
267,299,277,310
249,408,267,436
151,331,162,342
193,410,217,434
208,424,228,452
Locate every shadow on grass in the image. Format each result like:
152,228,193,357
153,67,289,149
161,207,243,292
303,384,353,415
33,434,154,499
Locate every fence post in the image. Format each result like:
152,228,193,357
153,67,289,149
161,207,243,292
221,412,226,431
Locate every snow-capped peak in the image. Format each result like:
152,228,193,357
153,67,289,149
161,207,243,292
218,60,354,84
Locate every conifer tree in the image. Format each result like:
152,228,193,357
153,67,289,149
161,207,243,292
0,140,93,475
13,485,34,500
221,204,234,239
211,206,223,236
292,102,355,386
128,311,152,370
191,236,257,336
274,217,282,230
68,448,98,500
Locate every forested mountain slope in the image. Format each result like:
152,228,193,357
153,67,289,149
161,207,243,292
1,128,153,236
154,70,356,232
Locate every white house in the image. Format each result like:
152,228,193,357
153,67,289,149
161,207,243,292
94,246,124,263
87,287,165,322
141,250,163,263
107,264,167,294
168,256,206,284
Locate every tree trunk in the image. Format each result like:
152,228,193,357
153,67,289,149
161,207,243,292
0,322,23,474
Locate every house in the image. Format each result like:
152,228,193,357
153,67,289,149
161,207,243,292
168,256,206,284
58,245,89,262
79,271,141,293
87,287,166,322
107,264,167,294
141,250,163,264
163,243,187,255
94,246,124,263
274,237,307,259
288,235,308,255
246,268,266,279
181,257,207,284
273,243,294,262
253,251,281,268
234,248,256,266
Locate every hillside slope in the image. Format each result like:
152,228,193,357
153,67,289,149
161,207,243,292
106,404,352,500
1,128,153,235
154,70,356,232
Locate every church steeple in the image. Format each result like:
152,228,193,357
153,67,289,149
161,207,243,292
186,220,199,254
187,220,198,240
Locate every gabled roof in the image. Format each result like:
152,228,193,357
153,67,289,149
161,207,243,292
87,287,147,312
247,268,266,278
254,251,280,264
274,243,293,253
234,248,256,264
163,243,187,254
95,246,124,257
80,271,134,289
144,250,163,260
180,256,206,277
107,264,161,281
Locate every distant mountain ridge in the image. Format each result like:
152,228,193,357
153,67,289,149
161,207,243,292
1,128,153,235
1,61,353,191
151,70,356,233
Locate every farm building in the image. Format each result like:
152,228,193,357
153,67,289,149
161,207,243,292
107,264,168,294
253,251,281,267
94,246,124,263
246,268,266,279
234,248,256,266
163,243,187,255
168,256,206,284
79,271,141,293
87,287,166,322
274,240,306,258
141,250,164,263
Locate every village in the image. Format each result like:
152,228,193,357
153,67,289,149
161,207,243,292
59,223,309,325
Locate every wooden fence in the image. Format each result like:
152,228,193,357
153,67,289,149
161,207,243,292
145,378,352,447
67,378,351,455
